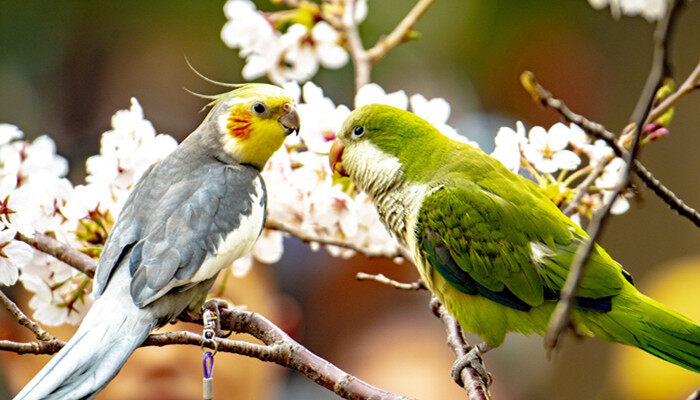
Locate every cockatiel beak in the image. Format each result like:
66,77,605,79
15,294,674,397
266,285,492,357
329,138,347,176
278,103,300,136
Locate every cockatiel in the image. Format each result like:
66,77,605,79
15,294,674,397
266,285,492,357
329,103,699,372
16,84,299,400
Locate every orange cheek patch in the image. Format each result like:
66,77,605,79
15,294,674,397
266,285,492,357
226,109,253,140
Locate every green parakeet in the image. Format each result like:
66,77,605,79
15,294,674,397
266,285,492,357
329,104,699,372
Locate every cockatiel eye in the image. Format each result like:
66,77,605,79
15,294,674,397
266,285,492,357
251,101,268,115
352,125,365,138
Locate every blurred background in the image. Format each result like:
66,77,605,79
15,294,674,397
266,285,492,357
1,0,699,399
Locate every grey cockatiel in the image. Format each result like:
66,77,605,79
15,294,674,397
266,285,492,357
15,84,299,400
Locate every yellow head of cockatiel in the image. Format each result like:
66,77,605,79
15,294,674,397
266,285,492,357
209,84,299,170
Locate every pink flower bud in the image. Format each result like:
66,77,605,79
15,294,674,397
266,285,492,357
647,127,669,141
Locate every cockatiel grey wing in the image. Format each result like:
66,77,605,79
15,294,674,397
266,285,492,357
94,155,266,308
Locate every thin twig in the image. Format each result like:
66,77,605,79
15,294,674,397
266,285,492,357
562,160,608,217
339,0,437,92
0,291,54,342
633,161,700,227
343,0,372,94
365,0,437,63
521,71,700,227
544,0,684,353
15,232,96,277
265,219,403,259
646,61,700,125
355,272,425,290
430,298,492,400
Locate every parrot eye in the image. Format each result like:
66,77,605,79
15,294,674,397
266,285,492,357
252,102,268,115
352,125,365,138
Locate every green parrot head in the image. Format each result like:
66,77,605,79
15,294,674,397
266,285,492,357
330,103,455,187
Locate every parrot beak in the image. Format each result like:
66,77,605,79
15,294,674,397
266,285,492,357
278,104,300,136
329,138,347,176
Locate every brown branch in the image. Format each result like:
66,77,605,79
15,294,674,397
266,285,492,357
356,273,492,400
2,319,410,400
15,232,96,277
545,0,684,353
0,339,66,355
338,0,437,93
0,291,54,342
355,272,425,290
646,61,700,125
562,161,608,217
431,299,492,400
365,0,437,63
521,71,700,227
265,219,403,259
185,308,412,400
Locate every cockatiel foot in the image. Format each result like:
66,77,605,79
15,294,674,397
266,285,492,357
451,343,493,388
202,298,235,338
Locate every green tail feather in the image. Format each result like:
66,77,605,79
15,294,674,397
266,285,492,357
584,287,700,372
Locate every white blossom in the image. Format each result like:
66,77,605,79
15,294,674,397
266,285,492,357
355,83,409,110
603,190,631,215
85,98,177,215
587,0,668,21
491,121,527,173
0,228,33,286
231,254,254,278
252,230,284,264
596,157,626,189
583,139,615,167
566,123,588,148
342,0,369,25
0,124,23,145
523,123,581,173
0,135,68,183
298,82,350,154
221,0,350,84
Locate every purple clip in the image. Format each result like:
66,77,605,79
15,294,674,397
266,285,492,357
202,351,214,379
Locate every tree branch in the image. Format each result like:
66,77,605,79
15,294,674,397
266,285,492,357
431,299,492,400
0,291,54,342
265,219,403,259
544,0,684,353
365,0,437,63
520,71,700,227
340,0,437,93
646,61,700,125
1,309,411,400
355,272,425,290
355,272,492,400
15,232,96,277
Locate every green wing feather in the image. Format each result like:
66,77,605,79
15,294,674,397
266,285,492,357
417,167,626,309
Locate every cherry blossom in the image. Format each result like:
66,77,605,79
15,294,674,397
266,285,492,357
297,82,351,153
523,123,581,173
0,228,33,286
587,0,668,21
491,121,527,173
0,123,23,145
221,0,351,84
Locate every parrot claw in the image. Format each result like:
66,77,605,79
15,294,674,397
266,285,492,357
202,298,234,338
451,343,492,388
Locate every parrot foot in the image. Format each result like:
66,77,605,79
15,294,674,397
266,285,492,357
202,298,234,338
451,343,492,388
